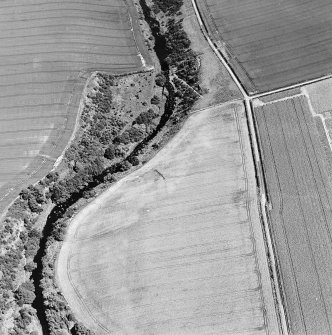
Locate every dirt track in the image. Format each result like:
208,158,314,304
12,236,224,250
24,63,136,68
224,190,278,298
255,96,332,335
57,102,279,335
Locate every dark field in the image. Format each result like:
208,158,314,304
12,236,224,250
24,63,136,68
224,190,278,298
0,0,150,215
197,0,332,93
255,96,332,335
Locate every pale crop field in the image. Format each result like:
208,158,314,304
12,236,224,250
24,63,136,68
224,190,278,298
255,96,332,335
196,0,332,93
57,102,279,335
0,0,150,214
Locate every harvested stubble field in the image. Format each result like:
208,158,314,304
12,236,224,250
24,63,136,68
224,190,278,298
57,102,279,334
254,96,332,335
196,0,332,93
0,0,150,215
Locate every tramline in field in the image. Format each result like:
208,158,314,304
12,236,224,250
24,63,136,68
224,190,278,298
254,95,332,335
196,0,332,93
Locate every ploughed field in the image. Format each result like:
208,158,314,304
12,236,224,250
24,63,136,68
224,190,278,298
0,0,148,214
57,103,279,334
255,96,332,335
196,0,332,93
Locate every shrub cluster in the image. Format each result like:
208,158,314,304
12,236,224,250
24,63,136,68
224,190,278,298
39,72,163,333
135,108,158,126
0,0,202,331
0,172,59,333
12,307,36,335
152,0,182,14
165,19,200,91
153,0,200,113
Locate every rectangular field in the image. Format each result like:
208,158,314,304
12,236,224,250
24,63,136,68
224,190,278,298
197,0,332,93
0,0,151,215
255,96,332,335
57,103,279,335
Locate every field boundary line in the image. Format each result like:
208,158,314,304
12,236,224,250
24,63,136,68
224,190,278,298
66,248,112,334
53,70,94,168
302,88,332,154
258,104,308,333
0,68,153,225
124,0,154,70
190,0,248,99
252,94,305,107
191,0,332,99
189,99,242,115
248,100,290,335
233,105,270,334
278,98,332,333
252,74,332,100
189,1,291,333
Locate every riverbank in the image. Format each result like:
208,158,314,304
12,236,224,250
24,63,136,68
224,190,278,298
34,1,201,334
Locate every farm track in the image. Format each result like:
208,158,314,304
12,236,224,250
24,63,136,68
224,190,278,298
195,0,332,93
57,103,280,335
0,0,152,216
254,96,332,335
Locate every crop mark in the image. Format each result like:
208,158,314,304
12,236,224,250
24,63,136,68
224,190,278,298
233,105,269,334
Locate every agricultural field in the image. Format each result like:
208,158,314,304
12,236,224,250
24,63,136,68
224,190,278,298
0,0,150,216
196,0,332,93
57,103,279,334
254,96,332,335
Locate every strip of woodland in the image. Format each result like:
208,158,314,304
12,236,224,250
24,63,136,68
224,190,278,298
0,0,201,334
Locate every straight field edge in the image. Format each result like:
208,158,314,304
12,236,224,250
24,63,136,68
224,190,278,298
193,0,258,95
125,0,154,69
245,99,291,335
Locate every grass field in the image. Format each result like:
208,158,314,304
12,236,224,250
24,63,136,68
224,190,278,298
255,96,332,335
56,102,279,334
0,0,151,215
196,0,332,93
